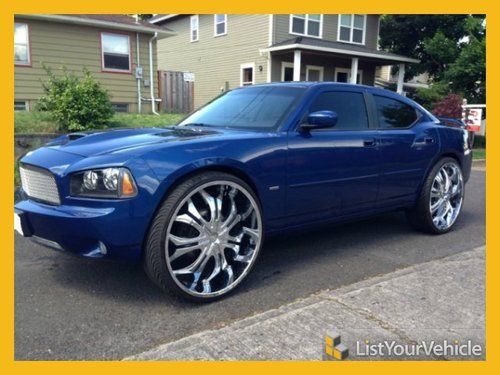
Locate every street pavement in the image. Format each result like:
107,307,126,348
128,246,485,360
15,169,485,360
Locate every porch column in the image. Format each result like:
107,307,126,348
293,50,301,81
397,63,405,94
350,57,359,84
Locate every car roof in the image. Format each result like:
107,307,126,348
248,81,397,95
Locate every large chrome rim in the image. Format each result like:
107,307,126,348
430,162,464,231
165,181,262,298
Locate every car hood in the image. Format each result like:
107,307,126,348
44,126,244,157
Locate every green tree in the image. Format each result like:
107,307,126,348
380,15,485,104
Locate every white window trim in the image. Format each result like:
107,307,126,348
337,14,367,45
281,61,294,81
14,22,31,66
334,67,364,84
214,14,227,37
289,14,323,39
190,15,199,42
240,62,255,86
306,65,324,81
100,32,131,73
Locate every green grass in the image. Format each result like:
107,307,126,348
473,149,486,160
14,111,185,134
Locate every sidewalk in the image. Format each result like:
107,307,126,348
126,246,485,361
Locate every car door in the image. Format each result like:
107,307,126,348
370,93,440,206
286,88,381,224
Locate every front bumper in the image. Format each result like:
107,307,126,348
14,198,147,261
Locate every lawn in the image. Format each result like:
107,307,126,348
15,111,185,134
473,149,486,160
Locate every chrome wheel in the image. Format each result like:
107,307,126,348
429,162,464,231
165,181,262,298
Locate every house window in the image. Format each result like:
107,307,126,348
14,23,30,65
190,15,199,42
290,14,322,38
306,65,324,81
112,103,129,112
240,63,255,86
214,14,227,36
338,14,366,44
14,101,28,111
101,32,131,72
334,67,363,84
281,62,294,82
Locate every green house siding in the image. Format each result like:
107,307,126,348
156,14,269,108
272,14,380,49
14,17,158,113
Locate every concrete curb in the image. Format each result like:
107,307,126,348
125,245,485,361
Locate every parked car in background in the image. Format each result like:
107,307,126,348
14,82,472,301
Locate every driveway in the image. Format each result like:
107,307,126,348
15,170,485,360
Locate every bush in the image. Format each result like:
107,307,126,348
410,83,448,110
432,93,463,119
474,135,486,149
36,66,114,132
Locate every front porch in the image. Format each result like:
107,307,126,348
262,37,419,94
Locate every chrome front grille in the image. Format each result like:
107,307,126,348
20,165,61,205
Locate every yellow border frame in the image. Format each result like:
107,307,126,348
1,0,495,372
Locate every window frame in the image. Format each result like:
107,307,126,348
370,93,423,130
301,89,374,132
337,14,367,45
334,67,364,84
14,100,29,111
289,14,323,39
14,22,31,67
214,14,227,37
190,15,199,42
305,65,324,81
281,62,295,82
240,62,255,87
100,31,132,74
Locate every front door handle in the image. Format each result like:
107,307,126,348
363,139,376,147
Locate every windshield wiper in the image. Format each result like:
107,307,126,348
182,123,212,127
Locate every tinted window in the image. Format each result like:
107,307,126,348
374,95,418,129
179,86,305,130
308,91,369,130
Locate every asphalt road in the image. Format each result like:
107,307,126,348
15,170,485,360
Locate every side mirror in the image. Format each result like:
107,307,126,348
300,110,338,131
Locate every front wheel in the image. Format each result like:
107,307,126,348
143,172,263,302
407,157,465,234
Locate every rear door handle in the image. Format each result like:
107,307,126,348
363,139,376,147
414,137,435,146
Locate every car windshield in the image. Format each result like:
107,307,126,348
179,86,305,130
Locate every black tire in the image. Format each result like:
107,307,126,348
406,157,464,234
143,171,264,302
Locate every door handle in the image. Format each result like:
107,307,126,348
363,139,376,147
414,137,435,146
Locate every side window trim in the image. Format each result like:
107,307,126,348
299,89,373,132
370,93,422,130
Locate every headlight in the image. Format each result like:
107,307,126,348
70,168,138,198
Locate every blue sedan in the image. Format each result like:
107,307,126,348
15,83,472,301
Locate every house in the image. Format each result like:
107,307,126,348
375,65,430,92
150,14,419,108
14,14,174,113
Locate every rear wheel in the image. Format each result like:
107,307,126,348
407,157,464,234
143,171,263,302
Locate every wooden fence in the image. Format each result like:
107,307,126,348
158,70,194,113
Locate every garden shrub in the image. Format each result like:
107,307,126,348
36,66,114,132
